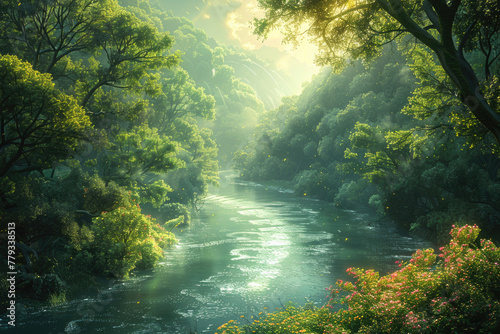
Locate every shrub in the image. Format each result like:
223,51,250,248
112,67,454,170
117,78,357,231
135,238,164,270
18,273,66,302
292,169,339,201
91,204,176,277
330,224,500,333
334,179,376,210
160,202,190,226
84,175,127,214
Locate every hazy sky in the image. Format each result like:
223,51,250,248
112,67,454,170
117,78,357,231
162,0,319,85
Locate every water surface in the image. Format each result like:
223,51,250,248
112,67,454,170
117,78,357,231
5,173,430,333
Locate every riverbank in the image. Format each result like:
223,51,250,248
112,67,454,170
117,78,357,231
5,178,433,333
216,224,500,334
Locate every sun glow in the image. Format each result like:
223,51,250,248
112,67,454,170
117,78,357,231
190,0,319,92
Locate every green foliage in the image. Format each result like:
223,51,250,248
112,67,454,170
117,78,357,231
334,179,376,210
65,222,94,252
150,67,216,132
95,125,178,208
404,46,457,121
18,273,66,302
84,175,128,214
160,202,190,226
0,0,104,74
0,55,91,176
217,225,500,334
216,303,335,334
107,126,178,177
140,180,173,209
0,0,231,301
254,0,500,143
1,170,85,247
164,21,267,164
134,238,164,270
235,49,415,212
292,168,340,201
403,46,499,149
90,204,175,278
368,195,384,215
79,6,179,107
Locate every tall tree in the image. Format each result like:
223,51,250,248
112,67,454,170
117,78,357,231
0,55,90,177
0,0,104,74
78,8,178,108
150,68,215,133
254,0,500,144
0,0,179,109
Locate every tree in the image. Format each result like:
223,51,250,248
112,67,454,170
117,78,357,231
91,203,176,277
254,0,500,144
0,0,179,109
0,0,104,74
78,8,178,107
95,125,178,208
164,120,219,207
0,55,91,177
150,68,215,133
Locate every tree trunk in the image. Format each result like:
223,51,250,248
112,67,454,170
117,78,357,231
379,0,500,145
434,47,500,145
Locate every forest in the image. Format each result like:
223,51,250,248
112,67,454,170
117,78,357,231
1,0,499,333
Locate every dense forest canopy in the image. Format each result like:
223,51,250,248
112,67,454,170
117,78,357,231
254,0,500,145
0,0,293,299
235,46,499,244
227,0,500,243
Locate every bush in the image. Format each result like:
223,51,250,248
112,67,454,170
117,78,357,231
18,273,66,302
334,179,376,210
33,274,66,300
330,224,500,333
368,195,384,215
292,169,339,201
135,238,164,270
411,199,486,244
160,202,190,226
216,303,339,334
217,225,500,333
84,175,127,214
90,204,176,278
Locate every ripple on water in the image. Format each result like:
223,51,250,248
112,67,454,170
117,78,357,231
237,208,270,216
248,218,274,225
306,243,335,256
226,231,262,239
64,320,83,333
12,180,432,334
230,248,261,261
297,231,334,242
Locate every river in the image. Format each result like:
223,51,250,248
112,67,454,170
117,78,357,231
6,172,431,333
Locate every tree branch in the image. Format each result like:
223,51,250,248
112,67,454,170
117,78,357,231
376,0,442,51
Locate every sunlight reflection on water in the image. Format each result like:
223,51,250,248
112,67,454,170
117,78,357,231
9,177,431,334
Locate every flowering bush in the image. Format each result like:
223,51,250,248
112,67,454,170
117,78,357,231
216,225,500,333
215,303,342,334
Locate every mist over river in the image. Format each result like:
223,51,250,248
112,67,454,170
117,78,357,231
6,172,431,334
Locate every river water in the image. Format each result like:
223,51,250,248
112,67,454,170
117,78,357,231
5,173,430,333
